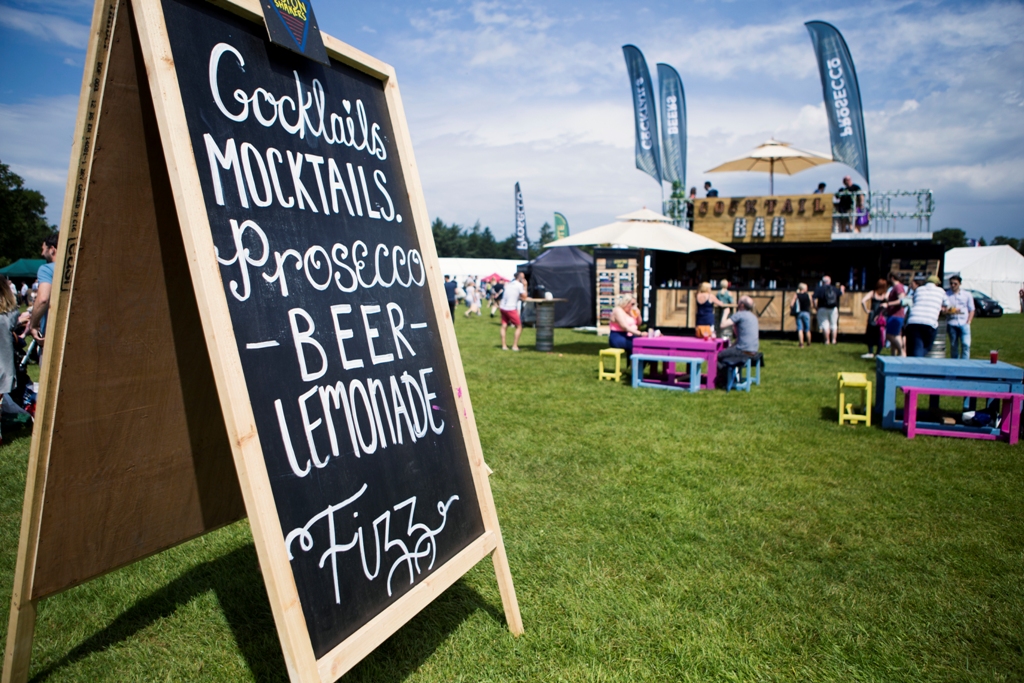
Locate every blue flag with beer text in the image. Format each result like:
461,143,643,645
805,21,869,185
622,45,662,185
656,63,686,187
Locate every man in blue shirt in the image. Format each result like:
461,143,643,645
443,275,457,318
944,275,975,359
27,233,59,345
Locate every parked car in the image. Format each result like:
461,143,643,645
966,289,1003,317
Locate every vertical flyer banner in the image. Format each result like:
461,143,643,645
656,63,686,188
805,21,869,185
514,182,528,258
621,45,662,185
553,212,569,240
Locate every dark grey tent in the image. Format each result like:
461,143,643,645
518,247,595,327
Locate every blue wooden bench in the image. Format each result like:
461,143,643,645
875,357,1024,430
631,353,704,393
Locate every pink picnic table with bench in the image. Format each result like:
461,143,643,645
902,386,1022,445
633,336,728,390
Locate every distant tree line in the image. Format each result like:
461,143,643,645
0,162,56,268
431,218,556,259
933,228,1022,254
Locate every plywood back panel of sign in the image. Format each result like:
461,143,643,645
693,194,833,244
29,0,246,600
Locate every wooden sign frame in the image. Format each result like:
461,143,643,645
2,0,522,681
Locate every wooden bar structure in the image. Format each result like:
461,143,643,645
655,287,870,335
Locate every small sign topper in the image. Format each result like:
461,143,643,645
261,0,329,65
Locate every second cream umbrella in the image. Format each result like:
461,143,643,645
705,138,833,195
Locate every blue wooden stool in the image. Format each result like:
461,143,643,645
725,354,762,393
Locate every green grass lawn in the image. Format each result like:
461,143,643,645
1,316,1022,681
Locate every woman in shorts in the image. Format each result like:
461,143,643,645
789,283,812,348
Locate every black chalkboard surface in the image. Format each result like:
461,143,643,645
162,0,485,658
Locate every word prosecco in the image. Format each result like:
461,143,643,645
210,43,386,157
215,223,426,302
826,57,854,138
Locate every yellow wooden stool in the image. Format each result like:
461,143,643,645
599,348,626,381
838,372,872,426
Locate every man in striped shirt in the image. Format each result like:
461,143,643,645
904,275,946,357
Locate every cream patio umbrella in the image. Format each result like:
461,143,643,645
544,208,734,254
705,138,833,195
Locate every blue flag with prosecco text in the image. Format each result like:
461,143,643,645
656,63,686,187
805,21,869,185
622,45,662,185
514,182,528,258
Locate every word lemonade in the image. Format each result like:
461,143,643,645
205,40,461,613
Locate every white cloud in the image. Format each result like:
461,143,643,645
0,5,89,48
3,0,1023,238
370,0,1024,238
0,95,79,220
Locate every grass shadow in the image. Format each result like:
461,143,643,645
29,544,499,683
547,341,608,357
0,419,33,448
819,406,839,423
343,580,505,683
28,546,280,682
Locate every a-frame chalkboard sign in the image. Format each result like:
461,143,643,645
2,0,522,680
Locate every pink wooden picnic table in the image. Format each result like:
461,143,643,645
633,336,728,390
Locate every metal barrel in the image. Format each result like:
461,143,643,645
926,325,947,359
535,303,555,352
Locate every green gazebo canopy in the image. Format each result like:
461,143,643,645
0,259,46,279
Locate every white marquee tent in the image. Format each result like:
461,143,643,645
944,245,1024,314
437,257,526,284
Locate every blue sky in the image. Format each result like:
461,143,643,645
2,0,1022,241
